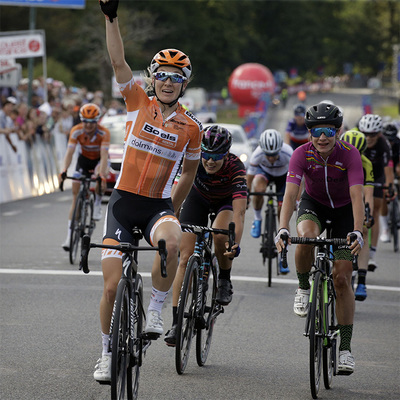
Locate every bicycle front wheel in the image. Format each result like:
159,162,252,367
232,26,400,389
175,256,198,374
323,278,337,389
309,271,323,399
196,254,218,366
111,279,131,400
129,274,143,400
69,194,84,264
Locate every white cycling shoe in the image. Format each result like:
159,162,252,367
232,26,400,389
293,288,310,317
93,354,111,382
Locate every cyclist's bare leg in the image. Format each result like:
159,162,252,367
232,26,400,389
171,232,196,307
251,176,267,211
151,220,181,291
100,256,123,334
295,219,319,273
358,226,369,269
213,209,234,271
68,180,80,220
370,197,382,249
332,260,355,325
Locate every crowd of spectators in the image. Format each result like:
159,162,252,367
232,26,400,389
0,77,124,153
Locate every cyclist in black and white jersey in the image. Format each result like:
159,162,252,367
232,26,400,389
247,129,293,273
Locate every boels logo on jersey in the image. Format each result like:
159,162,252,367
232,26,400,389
141,123,178,148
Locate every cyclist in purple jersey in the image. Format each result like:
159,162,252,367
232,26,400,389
165,125,247,346
275,103,364,375
284,103,309,149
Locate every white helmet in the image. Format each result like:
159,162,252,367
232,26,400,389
259,129,283,156
358,114,383,134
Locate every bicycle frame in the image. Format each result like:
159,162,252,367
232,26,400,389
249,187,283,286
79,233,167,399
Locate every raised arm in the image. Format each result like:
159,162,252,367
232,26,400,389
101,1,132,84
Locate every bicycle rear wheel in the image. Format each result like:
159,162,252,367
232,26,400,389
175,256,198,374
69,194,84,264
309,271,323,399
111,279,131,400
323,278,337,389
196,254,218,366
129,274,143,400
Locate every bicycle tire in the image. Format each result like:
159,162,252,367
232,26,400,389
323,277,337,389
87,193,95,237
390,200,399,252
196,253,218,366
309,270,323,399
69,194,84,264
129,274,143,400
111,279,131,400
175,256,198,374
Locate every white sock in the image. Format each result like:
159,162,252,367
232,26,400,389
254,209,262,221
379,215,388,231
148,287,169,314
95,195,102,206
66,220,71,239
101,332,111,356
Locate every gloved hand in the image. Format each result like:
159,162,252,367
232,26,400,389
348,230,364,249
274,228,289,245
99,0,119,23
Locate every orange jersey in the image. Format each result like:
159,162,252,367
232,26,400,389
68,123,110,160
116,78,203,198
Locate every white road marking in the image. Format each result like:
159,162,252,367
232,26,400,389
1,210,22,217
0,269,399,292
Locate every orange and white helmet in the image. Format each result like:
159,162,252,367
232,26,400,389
79,103,101,122
150,49,192,79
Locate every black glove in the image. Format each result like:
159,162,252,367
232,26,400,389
99,0,119,23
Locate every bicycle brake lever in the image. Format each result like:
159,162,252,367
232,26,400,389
79,235,91,274
228,222,235,251
280,233,289,269
158,239,168,278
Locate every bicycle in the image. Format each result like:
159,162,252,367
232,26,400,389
280,228,356,399
79,231,168,400
249,187,284,287
175,216,235,375
385,182,400,252
60,175,100,265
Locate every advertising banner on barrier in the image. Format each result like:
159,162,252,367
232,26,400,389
0,0,85,8
0,32,45,59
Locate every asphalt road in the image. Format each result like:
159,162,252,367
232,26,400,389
1,91,399,400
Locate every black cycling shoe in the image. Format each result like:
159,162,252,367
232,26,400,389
164,325,177,347
216,279,233,306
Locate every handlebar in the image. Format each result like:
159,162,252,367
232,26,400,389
248,191,284,197
59,175,101,192
181,222,236,252
279,233,356,270
79,235,168,277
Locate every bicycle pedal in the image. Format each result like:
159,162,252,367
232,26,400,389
195,317,206,330
141,332,161,341
97,380,111,386
337,369,354,376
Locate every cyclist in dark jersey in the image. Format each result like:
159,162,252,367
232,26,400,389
275,102,364,375
284,103,308,150
164,125,247,346
379,122,400,242
340,130,374,301
359,114,397,270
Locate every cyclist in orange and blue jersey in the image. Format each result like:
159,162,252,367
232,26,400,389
93,0,202,383
275,102,364,375
60,103,110,250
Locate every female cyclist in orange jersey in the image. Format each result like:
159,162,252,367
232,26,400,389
94,0,203,382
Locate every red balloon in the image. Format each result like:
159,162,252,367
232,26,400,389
228,63,275,117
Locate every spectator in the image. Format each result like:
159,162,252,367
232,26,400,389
0,96,18,151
